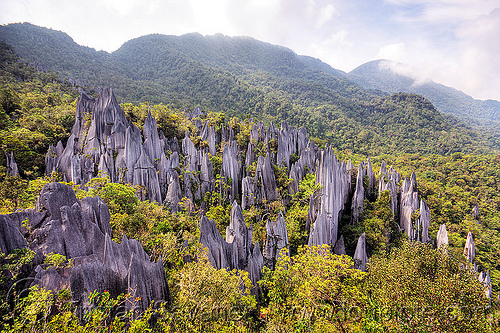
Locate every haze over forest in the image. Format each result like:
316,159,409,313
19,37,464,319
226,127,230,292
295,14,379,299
1,2,500,332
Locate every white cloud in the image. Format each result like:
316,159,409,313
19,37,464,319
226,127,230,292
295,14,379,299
379,60,431,86
1,0,500,100
316,4,337,28
377,42,406,61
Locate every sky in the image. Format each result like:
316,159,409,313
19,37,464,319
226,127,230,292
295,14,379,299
1,0,500,101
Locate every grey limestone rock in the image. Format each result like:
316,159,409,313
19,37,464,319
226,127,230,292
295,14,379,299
70,259,123,318
199,215,236,270
463,232,475,264
246,242,264,295
6,152,19,177
351,164,365,224
245,142,255,169
164,169,182,213
221,140,241,203
241,176,255,211
250,121,266,142
81,196,112,237
353,233,369,272
182,132,198,165
0,214,28,255
127,254,170,311
163,135,180,155
185,106,203,120
254,153,279,203
288,162,303,195
419,199,431,243
472,204,479,219
379,160,387,177
226,201,252,270
143,110,163,165
132,148,162,204
305,194,317,239
333,235,346,255
479,271,492,299
308,147,350,247
297,140,316,173
436,224,449,249
264,212,289,268
34,266,71,293
297,127,309,153
200,152,214,197
36,182,78,222
399,176,419,239
45,145,59,176
366,157,376,197
277,121,297,169
200,121,217,157
1,182,169,316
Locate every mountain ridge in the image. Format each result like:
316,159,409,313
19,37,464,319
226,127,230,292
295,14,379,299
0,22,498,155
347,59,500,129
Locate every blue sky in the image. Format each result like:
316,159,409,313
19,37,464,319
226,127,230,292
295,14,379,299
1,0,500,101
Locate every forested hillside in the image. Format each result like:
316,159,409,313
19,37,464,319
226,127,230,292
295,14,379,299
1,23,498,155
348,59,500,132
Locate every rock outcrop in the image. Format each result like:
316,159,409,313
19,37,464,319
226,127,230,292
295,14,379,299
6,152,19,177
199,210,264,295
353,233,369,272
45,88,176,205
264,212,289,268
308,148,350,248
0,183,169,315
463,231,475,264
436,224,449,249
419,199,431,243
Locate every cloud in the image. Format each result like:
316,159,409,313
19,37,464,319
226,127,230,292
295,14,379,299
1,0,500,100
316,4,338,28
379,60,431,86
377,42,406,61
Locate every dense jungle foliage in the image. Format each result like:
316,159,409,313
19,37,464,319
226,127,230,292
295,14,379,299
1,30,500,332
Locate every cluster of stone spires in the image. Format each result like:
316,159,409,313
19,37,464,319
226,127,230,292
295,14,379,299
0,182,170,317
2,87,492,313
39,89,461,271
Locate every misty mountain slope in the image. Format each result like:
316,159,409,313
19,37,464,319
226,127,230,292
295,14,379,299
348,60,500,129
0,23,497,155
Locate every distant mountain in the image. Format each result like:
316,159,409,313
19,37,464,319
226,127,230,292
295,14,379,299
0,23,497,155
347,60,500,130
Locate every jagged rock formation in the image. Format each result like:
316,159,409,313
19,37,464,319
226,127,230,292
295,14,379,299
199,209,264,295
0,183,169,315
353,233,369,272
333,234,346,255
221,141,241,203
226,201,252,270
479,271,492,299
351,164,365,224
308,148,351,248
6,152,19,177
399,173,419,239
418,199,431,243
45,88,174,204
264,212,289,268
463,231,475,265
34,87,461,295
0,209,44,254
378,164,399,216
255,153,279,203
436,224,449,249
472,204,480,219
